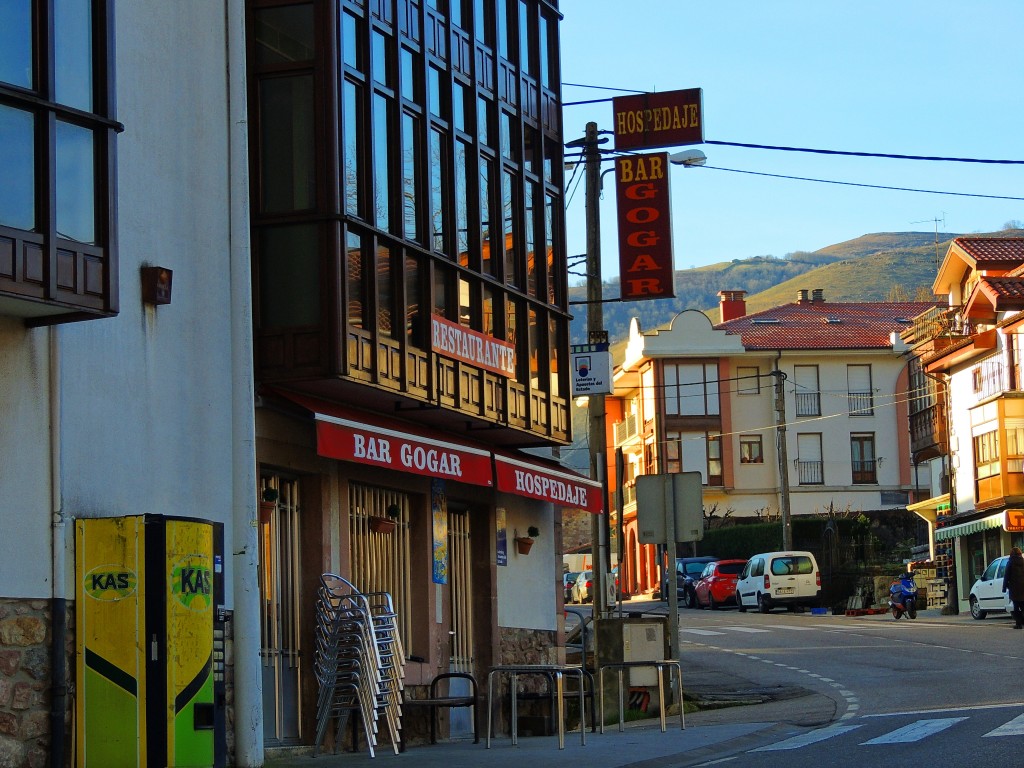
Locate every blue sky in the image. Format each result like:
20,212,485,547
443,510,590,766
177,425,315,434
559,0,1024,284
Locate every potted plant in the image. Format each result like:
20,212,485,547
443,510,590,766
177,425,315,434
515,526,540,555
259,487,278,523
370,504,401,534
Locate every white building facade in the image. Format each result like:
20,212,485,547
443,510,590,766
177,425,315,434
609,290,937,597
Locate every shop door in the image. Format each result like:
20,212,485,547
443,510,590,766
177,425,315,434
447,507,474,738
258,476,302,744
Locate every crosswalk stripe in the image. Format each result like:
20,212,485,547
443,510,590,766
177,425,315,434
717,626,771,633
860,717,966,745
765,624,816,630
752,724,861,751
983,713,1024,737
679,628,725,636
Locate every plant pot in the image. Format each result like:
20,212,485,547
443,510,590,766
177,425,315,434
515,537,534,555
370,517,397,534
259,500,276,524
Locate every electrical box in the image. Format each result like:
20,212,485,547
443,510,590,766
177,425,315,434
76,515,226,768
622,622,665,686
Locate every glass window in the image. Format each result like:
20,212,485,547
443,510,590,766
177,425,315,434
377,243,395,337
474,0,492,45
372,93,392,230
429,128,445,251
664,362,719,416
539,13,556,88
260,75,315,213
260,224,320,327
458,276,471,326
548,316,562,397
545,192,559,305
255,5,315,66
528,307,540,388
477,95,490,146
518,0,533,74
479,156,493,273
55,120,95,244
400,47,415,101
737,366,760,394
341,11,361,70
428,65,443,117
401,113,419,241
433,263,452,318
454,140,469,262
496,0,510,59
371,30,390,86
501,170,516,285
975,430,1000,480
342,80,362,216
524,181,536,295
55,0,93,111
0,105,35,231
453,81,468,132
739,435,763,464
346,230,365,328
0,0,32,88
405,254,423,348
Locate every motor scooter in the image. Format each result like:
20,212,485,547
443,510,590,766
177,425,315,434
888,572,918,619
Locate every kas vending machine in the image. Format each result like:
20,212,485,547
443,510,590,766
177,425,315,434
75,515,226,767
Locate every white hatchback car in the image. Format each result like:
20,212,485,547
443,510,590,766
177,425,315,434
969,556,1013,619
736,551,821,613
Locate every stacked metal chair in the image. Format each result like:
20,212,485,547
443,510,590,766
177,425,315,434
314,573,405,757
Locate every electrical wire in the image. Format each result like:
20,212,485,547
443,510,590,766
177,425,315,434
705,140,1024,165
696,164,1024,202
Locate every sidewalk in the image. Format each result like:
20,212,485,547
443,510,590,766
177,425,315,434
266,604,978,768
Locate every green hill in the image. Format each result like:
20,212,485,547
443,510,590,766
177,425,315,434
567,230,1007,342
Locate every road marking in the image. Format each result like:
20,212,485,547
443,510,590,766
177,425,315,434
765,624,816,630
860,717,966,744
752,724,861,751
983,713,1024,737
717,626,771,633
679,628,726,636
862,701,1024,718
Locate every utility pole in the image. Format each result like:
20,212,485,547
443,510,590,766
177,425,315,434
772,369,793,549
584,121,610,617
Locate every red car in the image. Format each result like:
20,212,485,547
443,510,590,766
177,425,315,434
694,559,747,609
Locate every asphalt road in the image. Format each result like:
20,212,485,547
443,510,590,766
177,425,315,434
641,598,1024,767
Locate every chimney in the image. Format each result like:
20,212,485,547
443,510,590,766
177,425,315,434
812,288,824,304
796,289,810,304
718,290,747,321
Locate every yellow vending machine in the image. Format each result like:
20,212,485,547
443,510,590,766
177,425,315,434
76,515,226,768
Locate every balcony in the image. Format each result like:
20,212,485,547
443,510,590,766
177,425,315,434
796,461,823,485
795,392,821,418
901,306,970,353
910,401,948,456
614,413,640,446
852,460,878,485
848,391,874,416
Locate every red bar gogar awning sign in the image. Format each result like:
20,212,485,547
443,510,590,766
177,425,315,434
316,412,494,487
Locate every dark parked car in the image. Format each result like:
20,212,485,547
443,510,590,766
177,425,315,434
661,556,720,608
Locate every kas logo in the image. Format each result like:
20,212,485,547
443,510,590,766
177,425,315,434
171,554,213,612
84,565,138,602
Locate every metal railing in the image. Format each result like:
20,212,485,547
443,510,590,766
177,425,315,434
848,391,874,416
796,460,823,485
795,391,821,417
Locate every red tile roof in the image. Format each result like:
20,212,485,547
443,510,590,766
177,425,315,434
716,301,939,350
955,237,1024,264
979,276,1024,300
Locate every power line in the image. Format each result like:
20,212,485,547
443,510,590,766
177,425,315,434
705,140,1024,165
696,164,1024,202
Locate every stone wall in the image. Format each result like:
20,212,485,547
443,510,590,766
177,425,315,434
0,599,61,768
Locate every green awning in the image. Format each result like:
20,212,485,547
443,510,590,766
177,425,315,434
935,512,1005,541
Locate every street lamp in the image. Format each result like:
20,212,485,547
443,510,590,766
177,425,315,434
669,149,707,167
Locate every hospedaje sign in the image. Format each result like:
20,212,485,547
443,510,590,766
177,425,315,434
431,315,516,377
615,152,674,301
612,87,703,151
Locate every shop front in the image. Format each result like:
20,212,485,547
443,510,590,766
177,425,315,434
254,391,601,749
935,509,1024,614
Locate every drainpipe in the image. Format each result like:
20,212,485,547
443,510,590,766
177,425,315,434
49,327,66,768
226,0,263,763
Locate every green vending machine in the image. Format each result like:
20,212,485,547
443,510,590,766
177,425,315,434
76,515,227,768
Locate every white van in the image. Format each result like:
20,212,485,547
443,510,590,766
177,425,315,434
736,551,821,613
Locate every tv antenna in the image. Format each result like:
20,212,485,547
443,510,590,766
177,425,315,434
912,213,946,268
